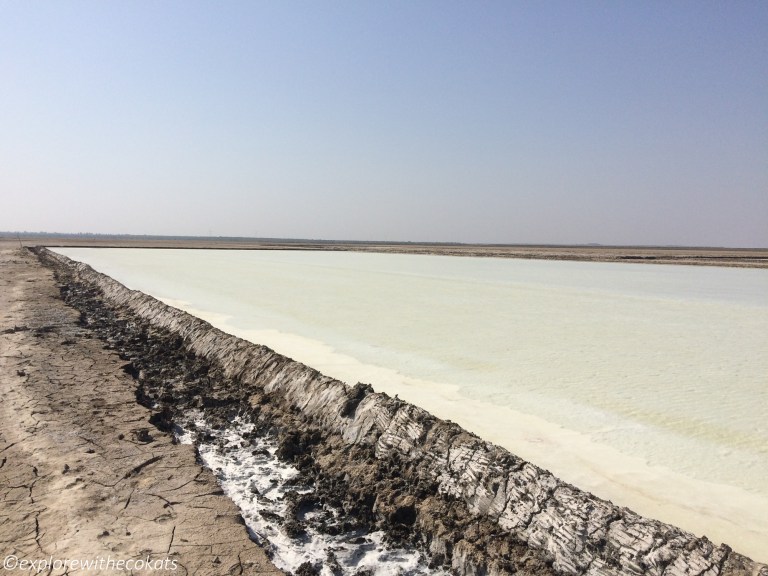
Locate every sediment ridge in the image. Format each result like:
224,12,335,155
36,247,767,576
0,246,285,576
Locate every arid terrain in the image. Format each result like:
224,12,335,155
4,235,767,268
2,238,766,576
0,245,283,575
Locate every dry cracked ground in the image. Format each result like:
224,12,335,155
0,245,284,575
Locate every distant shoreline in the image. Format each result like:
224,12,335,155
3,234,767,268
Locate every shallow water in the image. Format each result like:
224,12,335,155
54,248,768,561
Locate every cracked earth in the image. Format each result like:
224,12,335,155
0,245,284,575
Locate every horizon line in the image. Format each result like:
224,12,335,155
4,230,768,251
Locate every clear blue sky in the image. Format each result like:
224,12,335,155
2,1,766,246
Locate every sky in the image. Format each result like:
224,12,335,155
2,1,767,247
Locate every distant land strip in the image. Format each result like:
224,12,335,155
2,233,767,268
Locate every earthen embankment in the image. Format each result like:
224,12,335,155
0,246,284,575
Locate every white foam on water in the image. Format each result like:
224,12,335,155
54,248,768,562
176,417,446,576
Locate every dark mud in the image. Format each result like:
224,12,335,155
0,247,284,576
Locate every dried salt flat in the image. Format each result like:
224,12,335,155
53,248,768,562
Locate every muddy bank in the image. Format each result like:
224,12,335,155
36,247,767,576
0,247,284,576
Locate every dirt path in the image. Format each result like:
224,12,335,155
0,246,283,575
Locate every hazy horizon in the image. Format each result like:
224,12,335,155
4,229,768,250
3,2,767,247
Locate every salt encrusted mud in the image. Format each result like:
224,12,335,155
0,247,284,576
30,247,768,576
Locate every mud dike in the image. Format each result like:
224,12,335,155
36,247,767,576
0,246,285,576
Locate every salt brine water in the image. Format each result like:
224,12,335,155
53,248,768,561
